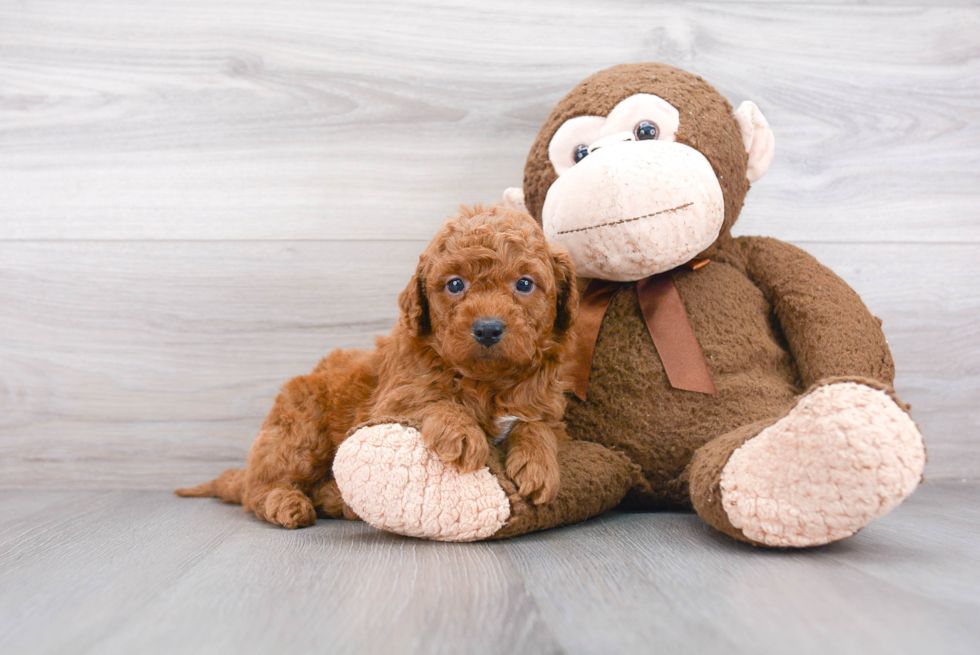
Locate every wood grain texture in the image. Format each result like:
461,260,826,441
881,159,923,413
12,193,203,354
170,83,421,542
0,483,977,654
0,1,977,242
0,240,422,487
500,482,980,654
0,0,977,488
1,241,977,486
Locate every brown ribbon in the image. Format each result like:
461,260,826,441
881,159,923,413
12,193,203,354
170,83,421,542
567,279,621,401
566,263,717,401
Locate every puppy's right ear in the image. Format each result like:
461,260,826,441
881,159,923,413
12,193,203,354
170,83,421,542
398,259,431,337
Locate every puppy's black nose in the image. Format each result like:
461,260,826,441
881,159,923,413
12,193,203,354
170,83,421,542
472,318,505,347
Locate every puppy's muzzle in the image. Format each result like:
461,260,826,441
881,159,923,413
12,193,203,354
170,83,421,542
472,318,505,348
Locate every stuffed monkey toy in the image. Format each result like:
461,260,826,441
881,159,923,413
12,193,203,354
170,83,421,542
333,63,926,547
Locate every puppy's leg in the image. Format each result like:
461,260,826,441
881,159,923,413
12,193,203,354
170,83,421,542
505,421,561,505
310,478,360,521
243,373,335,529
417,401,490,473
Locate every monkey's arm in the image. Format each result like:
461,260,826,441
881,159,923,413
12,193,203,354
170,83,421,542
737,235,895,387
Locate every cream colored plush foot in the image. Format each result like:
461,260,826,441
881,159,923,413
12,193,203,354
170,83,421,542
720,382,926,548
332,423,510,542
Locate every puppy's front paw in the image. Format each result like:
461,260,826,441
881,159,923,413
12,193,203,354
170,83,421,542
424,422,490,474
264,488,317,529
506,449,560,505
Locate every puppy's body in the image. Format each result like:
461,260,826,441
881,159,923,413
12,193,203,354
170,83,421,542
177,205,578,528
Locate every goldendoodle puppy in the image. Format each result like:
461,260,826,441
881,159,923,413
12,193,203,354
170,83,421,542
177,204,578,528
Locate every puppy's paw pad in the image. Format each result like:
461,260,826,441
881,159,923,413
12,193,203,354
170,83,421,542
334,423,509,542
265,489,317,529
721,382,925,547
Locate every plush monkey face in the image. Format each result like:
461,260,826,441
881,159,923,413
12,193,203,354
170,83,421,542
507,63,774,281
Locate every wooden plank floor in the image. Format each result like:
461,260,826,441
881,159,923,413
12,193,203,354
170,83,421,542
0,482,977,655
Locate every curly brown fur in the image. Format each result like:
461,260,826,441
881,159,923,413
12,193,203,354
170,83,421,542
177,204,579,528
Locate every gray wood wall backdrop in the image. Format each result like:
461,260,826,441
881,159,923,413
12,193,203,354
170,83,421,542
1,0,978,488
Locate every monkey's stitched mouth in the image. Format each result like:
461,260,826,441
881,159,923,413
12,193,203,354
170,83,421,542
556,202,694,236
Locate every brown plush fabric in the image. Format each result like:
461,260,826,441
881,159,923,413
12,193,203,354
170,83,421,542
687,419,776,544
687,375,921,546
741,237,895,386
561,239,897,508
565,254,806,508
490,62,917,545
487,439,640,540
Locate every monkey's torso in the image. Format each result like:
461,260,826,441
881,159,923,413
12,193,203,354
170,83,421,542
564,242,803,507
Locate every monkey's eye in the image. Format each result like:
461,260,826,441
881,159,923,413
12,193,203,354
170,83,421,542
515,278,535,294
634,120,659,141
572,144,589,164
446,277,466,294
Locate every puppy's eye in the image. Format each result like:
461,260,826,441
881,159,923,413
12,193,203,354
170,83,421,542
446,278,466,294
634,120,659,141
515,278,535,294
572,144,589,164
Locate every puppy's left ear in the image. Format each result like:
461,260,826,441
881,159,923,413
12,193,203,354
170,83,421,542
549,245,578,343
398,258,431,338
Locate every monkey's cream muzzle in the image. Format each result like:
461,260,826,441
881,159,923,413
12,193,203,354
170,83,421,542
542,140,724,281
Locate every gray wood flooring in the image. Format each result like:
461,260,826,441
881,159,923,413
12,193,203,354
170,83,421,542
1,482,977,655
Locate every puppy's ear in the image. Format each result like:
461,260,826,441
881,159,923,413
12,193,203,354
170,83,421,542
398,259,431,337
549,245,578,343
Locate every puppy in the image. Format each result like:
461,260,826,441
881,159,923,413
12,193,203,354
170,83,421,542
177,204,578,528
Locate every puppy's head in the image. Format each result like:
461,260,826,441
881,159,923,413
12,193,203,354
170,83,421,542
399,204,577,381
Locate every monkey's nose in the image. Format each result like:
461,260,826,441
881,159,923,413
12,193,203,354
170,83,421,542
472,318,505,347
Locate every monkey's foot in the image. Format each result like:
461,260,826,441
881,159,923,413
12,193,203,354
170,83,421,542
720,382,925,547
333,423,510,542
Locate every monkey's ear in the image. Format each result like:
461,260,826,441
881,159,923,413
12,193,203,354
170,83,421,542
502,187,529,215
549,245,579,343
733,101,775,183
398,260,431,338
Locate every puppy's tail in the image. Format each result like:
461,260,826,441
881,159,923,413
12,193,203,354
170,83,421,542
175,468,246,505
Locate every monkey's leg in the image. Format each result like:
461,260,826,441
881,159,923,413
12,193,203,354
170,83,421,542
688,379,925,547
489,436,638,540
332,420,637,541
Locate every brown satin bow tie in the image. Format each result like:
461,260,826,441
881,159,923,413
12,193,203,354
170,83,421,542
566,260,717,401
